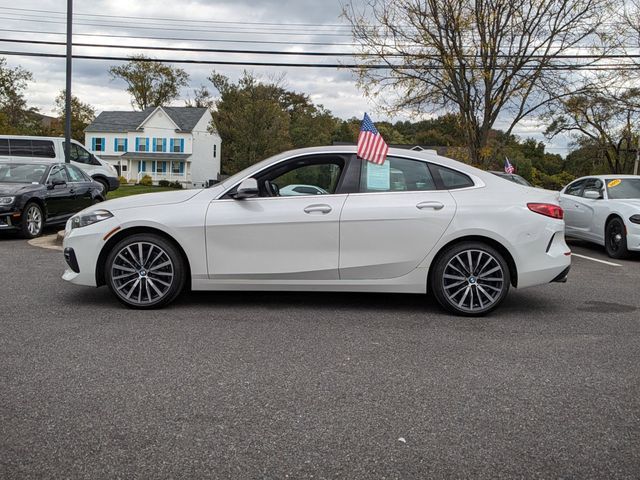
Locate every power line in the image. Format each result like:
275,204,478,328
2,49,640,70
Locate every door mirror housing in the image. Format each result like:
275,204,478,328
234,178,259,199
48,179,67,189
583,190,602,200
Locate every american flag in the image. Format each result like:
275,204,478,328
504,158,515,174
357,113,389,165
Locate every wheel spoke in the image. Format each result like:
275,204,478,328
124,278,140,299
457,286,471,307
478,266,501,278
149,261,171,271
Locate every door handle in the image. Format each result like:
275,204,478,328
416,201,444,210
304,204,332,214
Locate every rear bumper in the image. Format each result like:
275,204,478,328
551,265,571,283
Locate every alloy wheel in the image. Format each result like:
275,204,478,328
26,205,42,236
442,249,505,313
110,241,175,305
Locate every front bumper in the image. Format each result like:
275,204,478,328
626,222,640,252
0,210,21,231
107,176,120,191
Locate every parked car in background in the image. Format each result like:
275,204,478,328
62,146,571,316
0,162,105,238
489,171,533,187
279,184,328,196
0,135,119,193
559,175,640,258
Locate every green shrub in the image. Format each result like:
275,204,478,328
138,175,153,186
118,176,128,185
169,181,183,189
158,179,171,187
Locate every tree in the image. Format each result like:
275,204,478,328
109,55,190,110
52,90,96,142
545,87,640,174
0,57,41,134
343,0,610,165
210,72,292,174
185,85,214,109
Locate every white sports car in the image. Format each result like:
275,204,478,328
559,175,640,258
62,146,571,316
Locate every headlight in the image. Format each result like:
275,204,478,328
0,196,15,205
69,209,113,229
630,214,640,225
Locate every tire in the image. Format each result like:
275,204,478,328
95,177,109,194
605,217,629,259
430,242,511,317
20,202,44,239
104,233,186,309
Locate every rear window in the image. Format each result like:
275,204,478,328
31,140,56,158
430,164,474,189
4,139,56,158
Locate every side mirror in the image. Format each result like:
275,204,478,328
234,178,259,199
583,190,601,200
48,179,66,189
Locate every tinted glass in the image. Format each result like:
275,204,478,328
9,139,33,157
581,178,604,198
564,180,585,196
430,164,474,189
0,139,9,155
606,178,640,199
66,165,87,182
64,143,91,164
31,140,56,158
360,157,436,192
0,163,47,183
48,165,68,183
274,163,342,196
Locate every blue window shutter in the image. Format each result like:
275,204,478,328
145,138,150,152
135,138,139,151
169,139,174,152
179,162,184,174
142,161,146,172
152,161,156,173
162,161,167,173
91,138,96,151
124,139,128,151
152,138,156,152
180,139,185,153
114,138,117,151
162,138,166,152
102,138,106,151
138,161,141,173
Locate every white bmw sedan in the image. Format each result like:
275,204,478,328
559,175,640,258
62,146,571,316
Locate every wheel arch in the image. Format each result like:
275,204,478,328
23,196,48,221
95,226,192,289
427,235,518,289
92,175,110,192
605,212,625,229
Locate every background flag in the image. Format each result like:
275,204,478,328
357,113,389,165
504,158,515,174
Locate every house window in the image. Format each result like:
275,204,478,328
154,138,164,152
156,161,164,174
120,164,128,172
172,138,183,153
136,137,147,152
213,144,217,158
172,162,180,174
93,138,104,152
115,138,127,152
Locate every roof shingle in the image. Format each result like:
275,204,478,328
85,106,208,133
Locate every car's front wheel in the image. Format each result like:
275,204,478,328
431,242,511,316
94,177,109,194
20,202,44,238
105,233,186,309
605,217,629,259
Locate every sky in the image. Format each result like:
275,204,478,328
0,0,571,155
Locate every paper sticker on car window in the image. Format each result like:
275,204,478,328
366,161,390,190
608,179,621,188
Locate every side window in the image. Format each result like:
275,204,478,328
66,165,87,182
31,140,56,158
65,143,92,164
359,156,436,192
430,164,474,189
564,180,586,196
48,165,69,184
581,178,604,197
8,139,33,157
0,139,8,155
270,162,343,197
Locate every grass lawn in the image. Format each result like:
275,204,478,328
107,185,175,200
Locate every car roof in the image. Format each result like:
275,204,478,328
572,174,640,181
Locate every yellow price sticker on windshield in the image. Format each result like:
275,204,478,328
608,179,622,188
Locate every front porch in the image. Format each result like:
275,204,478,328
104,152,192,185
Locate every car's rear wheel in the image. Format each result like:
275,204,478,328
20,202,44,239
605,217,629,259
105,233,186,309
431,242,511,316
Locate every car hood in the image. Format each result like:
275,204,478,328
100,189,204,211
0,182,42,196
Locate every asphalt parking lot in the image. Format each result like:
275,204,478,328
1,234,639,479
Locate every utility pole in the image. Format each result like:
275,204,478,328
635,145,639,176
64,0,73,164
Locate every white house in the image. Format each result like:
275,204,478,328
84,106,221,187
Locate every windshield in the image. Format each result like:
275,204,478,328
606,178,640,199
0,163,48,184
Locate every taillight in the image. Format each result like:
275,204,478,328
527,203,564,220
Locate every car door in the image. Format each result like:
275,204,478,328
65,165,94,212
44,165,73,221
205,154,349,280
576,178,607,241
339,156,457,280
559,179,586,237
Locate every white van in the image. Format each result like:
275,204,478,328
0,136,119,193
